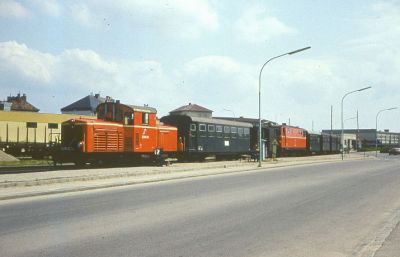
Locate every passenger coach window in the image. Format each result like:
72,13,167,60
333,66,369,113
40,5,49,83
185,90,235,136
238,128,243,137
208,125,215,132
231,127,237,133
216,125,222,132
244,128,250,136
199,124,206,131
224,126,230,133
190,124,196,131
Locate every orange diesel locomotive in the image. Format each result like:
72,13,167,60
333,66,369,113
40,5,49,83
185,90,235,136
266,124,307,156
53,101,177,165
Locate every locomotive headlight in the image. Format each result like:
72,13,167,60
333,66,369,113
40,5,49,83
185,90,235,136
77,141,84,149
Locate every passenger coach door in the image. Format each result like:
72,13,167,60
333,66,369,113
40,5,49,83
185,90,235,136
189,123,197,151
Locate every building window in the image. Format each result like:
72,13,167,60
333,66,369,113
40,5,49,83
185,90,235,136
190,124,196,131
199,124,206,132
48,123,58,129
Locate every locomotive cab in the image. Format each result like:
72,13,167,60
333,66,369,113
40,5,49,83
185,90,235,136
61,119,85,151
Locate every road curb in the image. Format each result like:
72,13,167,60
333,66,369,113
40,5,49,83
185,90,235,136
0,157,369,189
0,156,373,201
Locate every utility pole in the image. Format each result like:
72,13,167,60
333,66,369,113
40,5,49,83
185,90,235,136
356,110,359,151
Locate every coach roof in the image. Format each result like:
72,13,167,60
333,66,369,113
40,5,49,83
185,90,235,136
189,116,252,128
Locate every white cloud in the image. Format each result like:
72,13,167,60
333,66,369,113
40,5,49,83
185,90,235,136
234,7,297,43
0,0,30,19
0,41,177,113
68,0,219,38
0,41,55,83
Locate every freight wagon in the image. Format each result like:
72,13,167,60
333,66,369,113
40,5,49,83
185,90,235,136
0,111,93,158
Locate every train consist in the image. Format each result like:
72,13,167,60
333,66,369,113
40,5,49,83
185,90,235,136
50,100,341,166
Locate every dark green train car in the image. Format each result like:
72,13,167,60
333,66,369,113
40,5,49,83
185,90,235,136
160,115,252,161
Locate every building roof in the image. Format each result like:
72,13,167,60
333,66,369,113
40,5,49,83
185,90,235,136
61,94,106,112
6,93,39,112
170,103,212,114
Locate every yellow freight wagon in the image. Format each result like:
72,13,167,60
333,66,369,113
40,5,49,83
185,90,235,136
0,111,94,158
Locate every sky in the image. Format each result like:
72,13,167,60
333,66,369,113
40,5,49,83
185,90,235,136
0,0,399,132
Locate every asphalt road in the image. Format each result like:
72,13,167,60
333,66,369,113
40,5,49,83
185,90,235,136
1,157,400,257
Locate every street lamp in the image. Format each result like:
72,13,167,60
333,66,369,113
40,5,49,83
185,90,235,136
223,108,236,120
375,107,397,157
344,116,357,123
258,46,311,167
341,86,371,160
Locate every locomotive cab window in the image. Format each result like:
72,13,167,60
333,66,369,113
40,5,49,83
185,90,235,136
142,113,149,125
124,112,134,125
115,109,123,122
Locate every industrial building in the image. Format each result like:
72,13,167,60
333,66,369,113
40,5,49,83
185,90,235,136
322,129,400,149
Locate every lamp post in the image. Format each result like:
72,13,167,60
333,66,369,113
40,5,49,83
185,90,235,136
344,115,357,151
341,86,371,160
375,107,397,157
258,46,311,167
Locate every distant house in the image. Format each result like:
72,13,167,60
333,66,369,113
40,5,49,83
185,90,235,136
0,93,39,112
169,103,213,118
61,94,108,116
0,102,11,111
